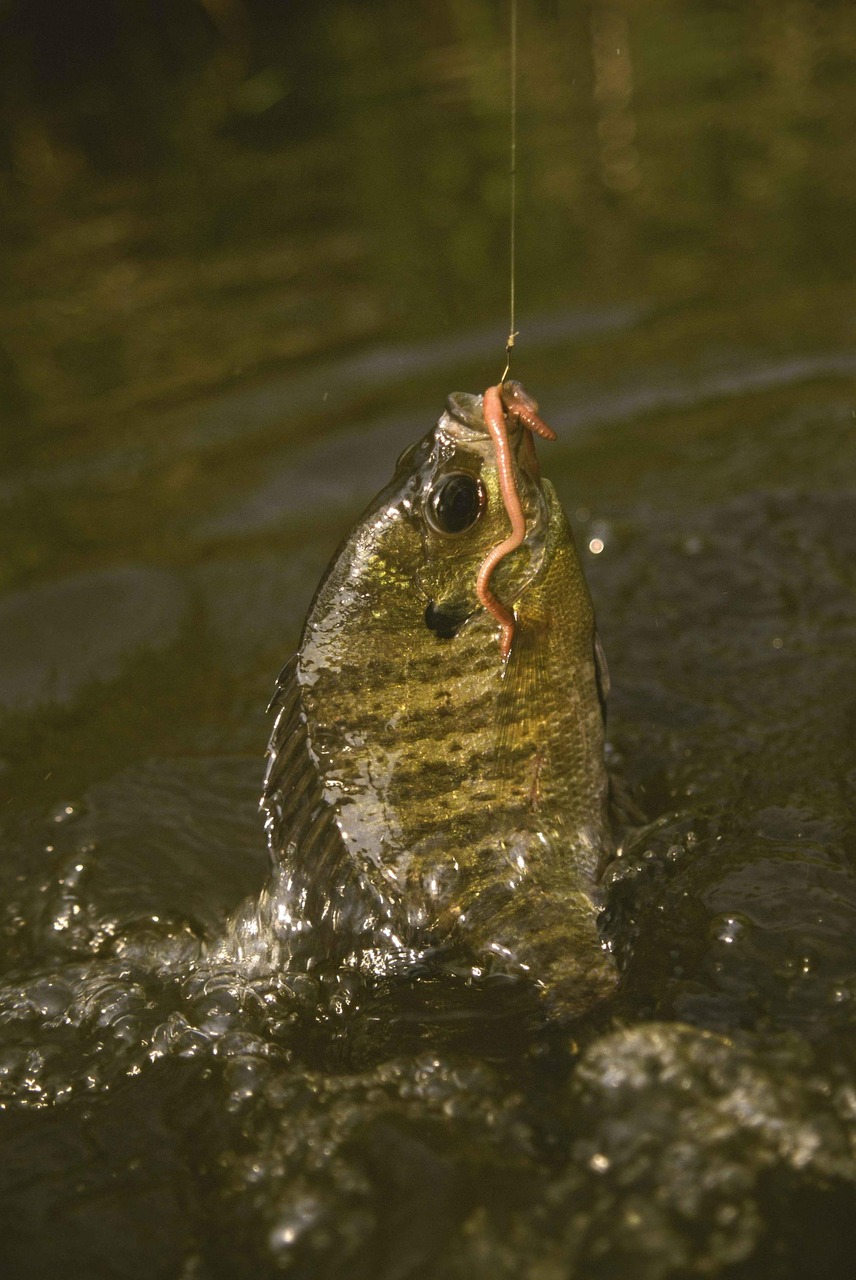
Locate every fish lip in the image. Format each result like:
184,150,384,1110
424,601,472,640
445,392,484,431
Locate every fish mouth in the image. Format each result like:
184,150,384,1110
424,601,472,640
445,391,485,432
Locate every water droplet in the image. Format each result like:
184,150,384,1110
268,1197,324,1253
710,914,748,945
50,802,80,824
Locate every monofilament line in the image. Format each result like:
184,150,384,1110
502,0,519,384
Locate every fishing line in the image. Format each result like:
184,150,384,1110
501,0,519,384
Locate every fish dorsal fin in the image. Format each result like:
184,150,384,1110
593,630,610,726
261,656,377,966
262,655,314,857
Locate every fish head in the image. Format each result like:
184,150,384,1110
415,390,553,640
324,389,553,653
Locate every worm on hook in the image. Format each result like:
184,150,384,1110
476,381,556,660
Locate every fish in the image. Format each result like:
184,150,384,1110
260,381,617,1015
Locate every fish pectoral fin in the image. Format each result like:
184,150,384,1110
594,630,610,724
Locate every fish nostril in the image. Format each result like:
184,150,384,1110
424,601,467,640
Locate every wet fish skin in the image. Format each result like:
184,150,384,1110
262,389,616,1013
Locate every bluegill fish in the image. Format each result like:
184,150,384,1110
261,381,616,1014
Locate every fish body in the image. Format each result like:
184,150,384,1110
262,387,616,1013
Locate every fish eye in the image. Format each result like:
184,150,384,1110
425,472,485,536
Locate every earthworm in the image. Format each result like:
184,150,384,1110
476,382,556,660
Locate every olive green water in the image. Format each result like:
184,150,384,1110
1,1,856,1276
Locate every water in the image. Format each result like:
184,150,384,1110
1,1,856,1275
